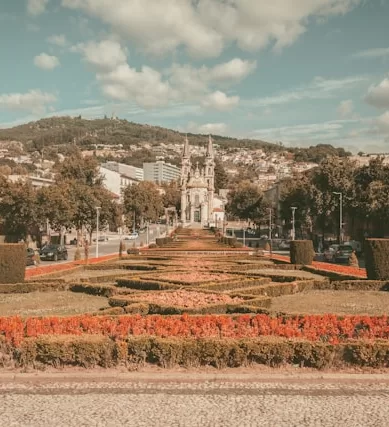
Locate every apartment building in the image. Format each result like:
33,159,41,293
101,161,144,181
143,160,180,184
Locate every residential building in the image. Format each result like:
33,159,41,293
99,166,139,202
7,175,54,188
101,161,144,181
143,160,180,184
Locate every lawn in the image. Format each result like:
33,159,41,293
0,291,109,317
270,290,389,315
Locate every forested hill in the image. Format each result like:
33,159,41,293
0,116,352,160
0,116,281,153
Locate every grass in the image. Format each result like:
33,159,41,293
270,290,389,315
0,291,109,317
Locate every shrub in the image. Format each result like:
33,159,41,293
264,242,271,251
148,243,157,249
70,283,117,297
127,248,140,255
290,240,314,265
348,251,359,267
0,244,26,284
365,239,389,280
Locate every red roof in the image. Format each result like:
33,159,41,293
213,208,223,212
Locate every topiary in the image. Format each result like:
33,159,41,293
348,251,359,268
290,240,314,265
365,239,389,280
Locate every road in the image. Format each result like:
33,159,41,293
28,224,167,268
0,372,388,426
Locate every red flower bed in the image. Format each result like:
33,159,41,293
25,254,119,279
268,254,367,278
1,313,389,346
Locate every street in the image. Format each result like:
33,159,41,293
27,224,167,267
0,372,388,426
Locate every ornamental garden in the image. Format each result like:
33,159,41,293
1,228,389,370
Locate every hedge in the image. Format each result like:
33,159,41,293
0,281,69,294
290,240,314,265
229,280,315,298
314,280,389,291
0,243,26,284
116,278,180,291
3,335,389,369
70,283,118,298
364,239,389,280
199,277,271,292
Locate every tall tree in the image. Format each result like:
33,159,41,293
226,181,268,224
123,181,163,227
214,159,229,192
161,181,181,214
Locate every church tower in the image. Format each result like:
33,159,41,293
204,134,215,222
180,134,191,222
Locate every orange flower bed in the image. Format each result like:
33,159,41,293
155,272,233,283
25,254,119,279
1,313,389,346
268,254,367,278
128,290,245,308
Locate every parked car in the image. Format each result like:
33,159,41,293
93,235,109,242
246,228,256,235
26,248,36,266
323,244,340,262
278,240,291,250
124,232,139,240
334,244,353,264
39,244,68,261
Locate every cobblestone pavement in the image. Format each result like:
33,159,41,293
1,374,389,427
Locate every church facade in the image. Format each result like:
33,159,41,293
180,135,215,225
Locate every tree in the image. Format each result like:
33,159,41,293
214,159,228,192
36,183,75,236
161,181,181,214
226,181,268,224
0,180,38,240
55,149,102,186
123,181,163,228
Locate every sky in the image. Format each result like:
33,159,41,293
1,0,389,153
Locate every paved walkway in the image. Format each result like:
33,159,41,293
1,373,389,426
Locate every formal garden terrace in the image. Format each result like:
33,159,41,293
1,231,389,370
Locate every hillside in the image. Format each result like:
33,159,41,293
0,116,282,153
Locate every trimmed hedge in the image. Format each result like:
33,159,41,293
230,280,315,298
70,283,118,297
364,239,389,280
0,243,26,284
290,240,314,265
313,280,389,291
6,335,389,369
116,278,180,291
0,281,69,294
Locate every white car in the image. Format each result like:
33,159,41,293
124,232,139,240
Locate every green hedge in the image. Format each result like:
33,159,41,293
116,278,179,291
364,239,389,280
70,283,118,297
0,281,69,294
314,280,389,291
290,240,314,265
0,244,26,284
8,336,389,369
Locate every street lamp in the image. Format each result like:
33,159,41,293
95,206,101,258
291,207,297,241
333,192,343,244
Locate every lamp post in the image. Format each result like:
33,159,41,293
291,207,297,241
333,192,343,244
146,222,149,246
95,206,101,258
243,227,246,247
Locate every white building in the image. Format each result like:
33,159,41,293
99,166,139,202
101,161,144,181
7,175,54,188
143,160,180,184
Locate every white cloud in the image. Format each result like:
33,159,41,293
47,34,67,47
373,111,389,134
27,0,49,16
245,75,366,108
202,91,239,111
365,78,389,109
351,47,389,59
0,90,56,114
73,39,250,110
337,99,354,118
34,53,60,70
72,40,127,72
61,0,360,58
187,122,228,135
208,58,257,82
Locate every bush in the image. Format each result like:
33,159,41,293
148,243,157,249
365,239,389,280
290,240,314,265
0,244,26,284
70,283,117,297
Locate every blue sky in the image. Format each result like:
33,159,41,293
1,0,389,152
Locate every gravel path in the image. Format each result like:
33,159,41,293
1,373,388,426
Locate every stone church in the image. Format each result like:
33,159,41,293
180,135,216,225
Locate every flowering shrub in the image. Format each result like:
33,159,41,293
1,313,389,347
